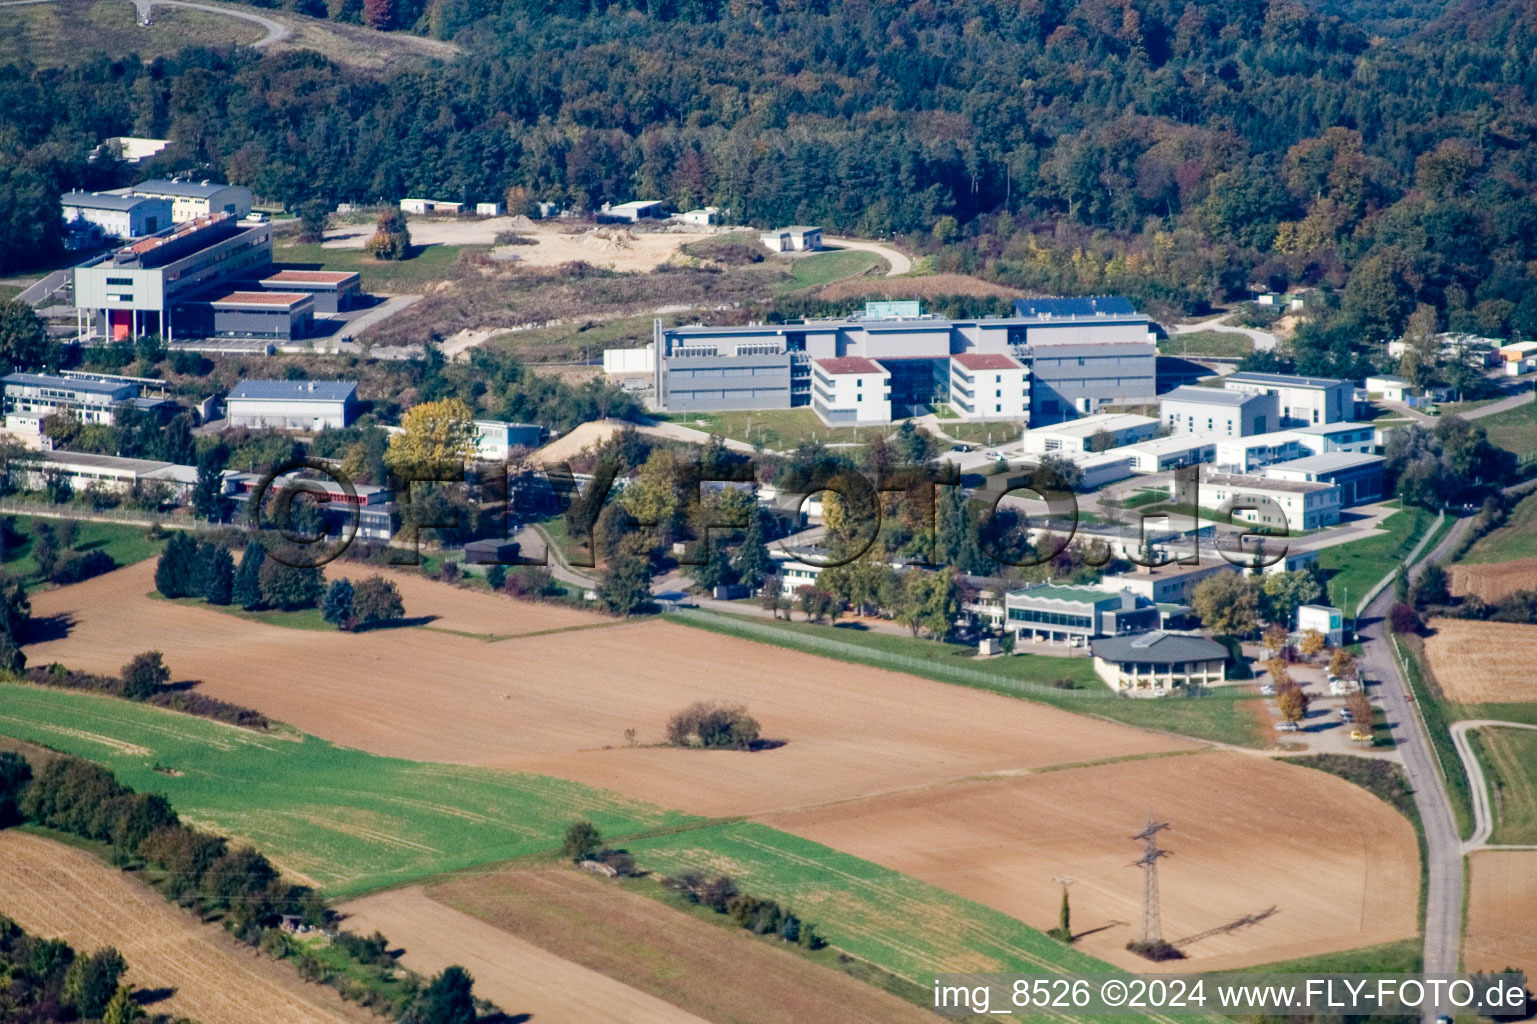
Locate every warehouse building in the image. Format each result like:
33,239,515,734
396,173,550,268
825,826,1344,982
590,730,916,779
648,298,1154,425
1022,412,1158,454
18,450,198,501
1222,371,1353,427
253,270,362,313
225,380,358,431
1160,386,1277,438
1173,470,1341,532
1117,433,1217,473
111,179,253,223
60,192,173,244
180,291,315,342
1263,451,1385,505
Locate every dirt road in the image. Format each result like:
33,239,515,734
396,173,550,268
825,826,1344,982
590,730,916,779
824,237,911,276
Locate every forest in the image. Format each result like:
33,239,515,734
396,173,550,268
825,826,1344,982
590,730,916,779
2,0,1537,341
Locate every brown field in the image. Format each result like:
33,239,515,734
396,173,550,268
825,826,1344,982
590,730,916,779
338,887,712,1024
819,273,1025,301
345,872,935,1024
1449,558,1537,604
27,562,1195,817
1422,618,1537,703
763,751,1422,973
1465,850,1537,973
0,831,372,1024
324,562,604,638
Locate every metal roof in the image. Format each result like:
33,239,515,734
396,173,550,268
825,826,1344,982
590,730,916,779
228,380,358,402
1013,296,1138,317
1265,451,1385,475
62,192,165,212
130,179,238,199
1162,385,1260,407
1006,583,1120,606
2,372,133,396
1227,371,1349,389
1091,630,1229,664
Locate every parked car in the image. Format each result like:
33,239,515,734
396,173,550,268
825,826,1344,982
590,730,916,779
1350,729,1373,742
1260,683,1276,696
1339,708,1355,722
1276,721,1301,732
953,444,972,453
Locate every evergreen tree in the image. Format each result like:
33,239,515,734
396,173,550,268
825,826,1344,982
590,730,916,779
685,536,732,592
203,547,235,605
233,543,266,610
486,564,507,590
322,578,355,628
402,966,476,1024
102,983,145,1024
258,560,326,610
597,537,653,615
731,508,772,588
65,948,127,1019
153,531,196,598
192,448,230,522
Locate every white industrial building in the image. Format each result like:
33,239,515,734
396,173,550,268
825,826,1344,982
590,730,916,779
1222,371,1353,427
1022,412,1158,454
1069,450,1136,488
1160,386,1277,438
1174,470,1341,532
1214,421,1378,474
760,226,823,252
111,179,253,224
949,352,1029,421
400,198,463,215
2,372,140,433
61,192,173,242
810,357,891,425
20,450,198,501
94,137,171,164
678,206,721,226
1262,451,1385,505
475,202,503,216
604,200,668,221
225,380,358,431
474,420,543,461
1117,433,1217,473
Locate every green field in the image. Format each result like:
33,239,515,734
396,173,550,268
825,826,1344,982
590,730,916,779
1470,726,1537,845
2,515,165,588
487,315,656,363
152,592,337,631
628,821,1114,981
1157,330,1253,358
776,250,883,292
1458,488,1537,564
274,242,468,293
1473,396,1537,457
0,0,263,68
936,419,1027,445
657,408,889,449
1317,504,1441,615
0,684,695,896
668,608,1268,747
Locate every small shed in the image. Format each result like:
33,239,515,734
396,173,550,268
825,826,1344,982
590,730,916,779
476,202,503,216
462,538,521,565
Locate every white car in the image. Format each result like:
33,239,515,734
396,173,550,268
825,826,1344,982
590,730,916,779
1275,721,1302,733
1260,683,1276,696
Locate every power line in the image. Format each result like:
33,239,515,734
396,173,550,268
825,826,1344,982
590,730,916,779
1128,811,1171,947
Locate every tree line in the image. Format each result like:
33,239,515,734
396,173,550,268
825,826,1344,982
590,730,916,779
0,911,165,1024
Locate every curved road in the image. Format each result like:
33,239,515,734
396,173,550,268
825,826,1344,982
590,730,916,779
1355,514,1471,981
132,0,292,45
1169,313,1277,352
1449,720,1537,852
823,237,911,277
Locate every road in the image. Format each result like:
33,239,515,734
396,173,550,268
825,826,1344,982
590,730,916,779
131,0,291,44
1355,514,1472,981
823,237,911,276
1168,313,1277,352
1449,720,1537,852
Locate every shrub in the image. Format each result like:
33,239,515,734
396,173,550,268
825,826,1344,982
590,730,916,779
352,576,404,627
120,652,170,701
560,820,602,861
258,560,325,610
48,549,115,585
486,565,507,590
665,701,761,750
1388,602,1423,635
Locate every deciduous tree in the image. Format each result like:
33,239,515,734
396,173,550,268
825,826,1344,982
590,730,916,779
1192,572,1258,637
385,397,477,476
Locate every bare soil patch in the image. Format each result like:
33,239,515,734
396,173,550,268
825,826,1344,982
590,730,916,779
1422,618,1537,703
348,873,935,1024
762,750,1421,972
0,830,373,1024
338,887,711,1024
25,566,1194,817
322,218,714,273
1465,850,1537,973
1449,558,1537,604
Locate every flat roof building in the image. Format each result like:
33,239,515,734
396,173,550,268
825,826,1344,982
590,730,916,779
811,356,891,426
114,179,253,223
1160,386,1277,438
1004,583,1160,646
604,200,667,221
949,351,1028,421
1174,469,1341,532
21,450,198,501
1117,433,1218,473
1262,451,1385,505
61,192,173,244
1223,371,1352,427
1,372,141,434
1022,412,1158,454
225,379,358,431
760,226,823,252
255,270,362,313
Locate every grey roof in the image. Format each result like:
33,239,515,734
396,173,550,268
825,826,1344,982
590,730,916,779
1014,296,1137,317
1161,385,1259,407
129,179,238,199
1267,451,1385,475
1091,630,1229,664
61,192,163,212
2,372,133,396
1227,371,1349,389
228,379,358,403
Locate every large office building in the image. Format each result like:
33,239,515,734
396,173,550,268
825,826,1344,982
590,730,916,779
1,372,175,436
1262,451,1385,505
648,297,1154,426
1222,371,1353,427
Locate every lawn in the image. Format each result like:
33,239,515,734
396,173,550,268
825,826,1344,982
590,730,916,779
0,684,696,896
486,314,657,364
775,250,883,292
0,0,262,68
1470,726,1537,846
936,419,1027,445
626,821,1117,982
273,242,468,293
656,408,887,449
151,593,337,631
667,608,1269,747
1157,330,1252,358
1458,488,1537,564
1474,397,1537,457
2,515,165,589
1317,503,1440,616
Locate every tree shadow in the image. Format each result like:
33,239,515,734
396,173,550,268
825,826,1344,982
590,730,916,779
134,987,176,1006
21,613,74,643
352,614,439,632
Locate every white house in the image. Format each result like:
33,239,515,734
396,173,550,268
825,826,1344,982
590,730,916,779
225,379,357,431
60,192,173,241
1022,412,1158,454
1161,386,1277,438
475,202,503,217
810,357,890,426
678,206,720,226
399,198,463,215
1364,375,1414,401
1175,470,1342,532
949,352,1029,421
760,226,822,252
1222,371,1352,427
